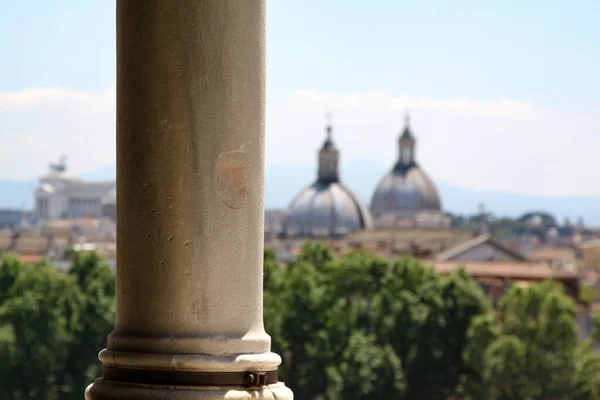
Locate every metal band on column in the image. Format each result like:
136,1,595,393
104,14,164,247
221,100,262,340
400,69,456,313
102,367,278,387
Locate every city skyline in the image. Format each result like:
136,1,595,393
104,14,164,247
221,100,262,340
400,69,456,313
1,1,599,198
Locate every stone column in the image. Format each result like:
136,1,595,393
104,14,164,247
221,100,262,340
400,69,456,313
86,1,293,399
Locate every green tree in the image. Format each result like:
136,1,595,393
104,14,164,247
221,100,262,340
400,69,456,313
265,244,492,400
458,312,501,399
321,331,404,400
0,252,115,400
56,252,116,399
468,281,600,400
580,285,599,306
571,340,600,400
4,241,597,399
275,242,331,399
315,251,407,399
383,262,490,399
0,257,83,399
591,309,600,344
264,248,286,353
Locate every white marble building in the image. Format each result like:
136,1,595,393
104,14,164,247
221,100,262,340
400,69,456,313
35,158,115,221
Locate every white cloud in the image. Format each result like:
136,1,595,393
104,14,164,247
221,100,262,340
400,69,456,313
2,86,599,198
290,90,537,118
0,87,116,180
266,90,600,197
0,87,115,108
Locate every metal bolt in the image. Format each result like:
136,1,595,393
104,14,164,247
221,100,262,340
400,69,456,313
246,372,258,385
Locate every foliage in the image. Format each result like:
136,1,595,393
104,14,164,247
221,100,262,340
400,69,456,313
460,281,600,400
446,210,573,241
265,244,600,400
581,285,599,306
592,311,600,344
266,243,491,400
0,252,115,400
57,252,116,399
1,243,599,400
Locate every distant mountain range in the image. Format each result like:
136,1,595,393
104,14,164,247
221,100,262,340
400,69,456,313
0,180,37,210
265,160,600,226
3,160,600,225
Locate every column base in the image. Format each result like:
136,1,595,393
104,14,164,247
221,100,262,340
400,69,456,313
99,349,283,372
86,379,293,400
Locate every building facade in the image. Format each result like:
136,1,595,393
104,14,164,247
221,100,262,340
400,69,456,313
34,158,115,221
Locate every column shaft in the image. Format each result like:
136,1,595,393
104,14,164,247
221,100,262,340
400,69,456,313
86,1,292,399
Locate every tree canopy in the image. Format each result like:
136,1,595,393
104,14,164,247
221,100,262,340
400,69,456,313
1,244,600,399
265,242,600,400
0,252,115,400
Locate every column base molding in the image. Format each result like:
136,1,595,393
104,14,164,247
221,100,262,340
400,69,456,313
99,349,283,372
86,379,294,400
88,350,293,399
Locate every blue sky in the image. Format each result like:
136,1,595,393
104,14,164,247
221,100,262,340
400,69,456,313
268,0,600,110
0,1,114,91
3,1,598,108
1,1,599,197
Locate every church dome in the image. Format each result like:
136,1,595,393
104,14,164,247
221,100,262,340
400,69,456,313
370,115,442,217
282,121,372,238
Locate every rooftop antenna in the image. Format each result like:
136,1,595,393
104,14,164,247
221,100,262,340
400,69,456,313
478,203,489,235
325,112,333,140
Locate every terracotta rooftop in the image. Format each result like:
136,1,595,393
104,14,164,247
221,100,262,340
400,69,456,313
433,261,578,281
15,253,45,264
13,235,50,254
436,234,529,262
528,247,576,262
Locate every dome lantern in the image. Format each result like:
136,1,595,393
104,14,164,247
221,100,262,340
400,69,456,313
370,116,448,229
318,113,339,183
398,111,416,166
281,116,372,238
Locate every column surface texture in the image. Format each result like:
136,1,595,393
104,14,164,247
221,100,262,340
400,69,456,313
86,1,293,398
